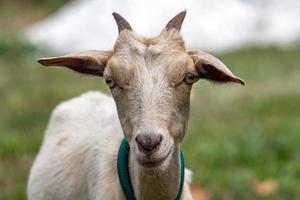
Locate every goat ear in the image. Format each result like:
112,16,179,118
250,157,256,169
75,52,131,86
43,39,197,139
38,50,113,76
188,50,245,85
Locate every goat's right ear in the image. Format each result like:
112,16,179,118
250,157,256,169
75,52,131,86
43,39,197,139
38,50,113,76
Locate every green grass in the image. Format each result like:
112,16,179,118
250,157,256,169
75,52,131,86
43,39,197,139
0,1,300,200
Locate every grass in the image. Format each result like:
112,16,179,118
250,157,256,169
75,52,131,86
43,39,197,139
0,1,300,200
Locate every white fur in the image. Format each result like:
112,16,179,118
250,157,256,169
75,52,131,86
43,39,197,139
27,91,192,200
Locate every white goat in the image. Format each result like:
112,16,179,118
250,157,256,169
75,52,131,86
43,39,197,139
28,11,244,200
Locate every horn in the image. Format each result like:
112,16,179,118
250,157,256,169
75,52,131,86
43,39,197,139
112,12,132,33
165,10,186,31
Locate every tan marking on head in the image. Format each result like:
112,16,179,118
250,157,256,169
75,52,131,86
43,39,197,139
142,38,157,47
166,53,195,86
105,56,136,88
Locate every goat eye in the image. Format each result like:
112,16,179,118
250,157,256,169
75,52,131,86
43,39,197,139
184,73,199,84
105,78,115,88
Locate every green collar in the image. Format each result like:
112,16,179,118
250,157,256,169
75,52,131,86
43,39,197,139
117,138,185,200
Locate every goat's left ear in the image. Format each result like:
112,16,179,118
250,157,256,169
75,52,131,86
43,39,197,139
38,50,113,76
188,50,245,85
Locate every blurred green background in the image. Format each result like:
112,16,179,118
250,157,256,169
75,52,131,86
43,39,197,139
0,0,300,199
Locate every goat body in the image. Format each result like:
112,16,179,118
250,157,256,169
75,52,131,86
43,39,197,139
27,91,193,200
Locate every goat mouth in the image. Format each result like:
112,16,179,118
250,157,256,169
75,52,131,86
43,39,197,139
138,157,166,168
137,148,173,168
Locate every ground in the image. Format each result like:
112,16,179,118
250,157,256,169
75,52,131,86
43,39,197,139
0,1,300,200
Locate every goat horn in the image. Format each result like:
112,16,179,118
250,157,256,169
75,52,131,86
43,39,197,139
165,10,186,31
112,12,132,33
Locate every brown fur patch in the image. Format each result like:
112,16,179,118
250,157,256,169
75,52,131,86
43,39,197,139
142,38,157,47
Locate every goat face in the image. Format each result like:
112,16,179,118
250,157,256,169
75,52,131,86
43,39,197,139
38,11,244,169
104,29,194,167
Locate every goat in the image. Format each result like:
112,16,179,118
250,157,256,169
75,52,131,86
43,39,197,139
27,11,244,200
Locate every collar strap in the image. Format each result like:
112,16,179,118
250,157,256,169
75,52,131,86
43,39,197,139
117,138,185,200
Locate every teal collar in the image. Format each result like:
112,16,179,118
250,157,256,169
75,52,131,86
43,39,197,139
117,138,185,200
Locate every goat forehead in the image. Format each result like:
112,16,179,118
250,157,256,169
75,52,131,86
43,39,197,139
109,30,190,84
114,30,185,58
113,45,187,71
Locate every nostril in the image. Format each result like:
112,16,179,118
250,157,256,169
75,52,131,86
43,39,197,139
136,134,163,153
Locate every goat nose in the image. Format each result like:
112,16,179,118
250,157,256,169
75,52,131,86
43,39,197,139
135,134,163,153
